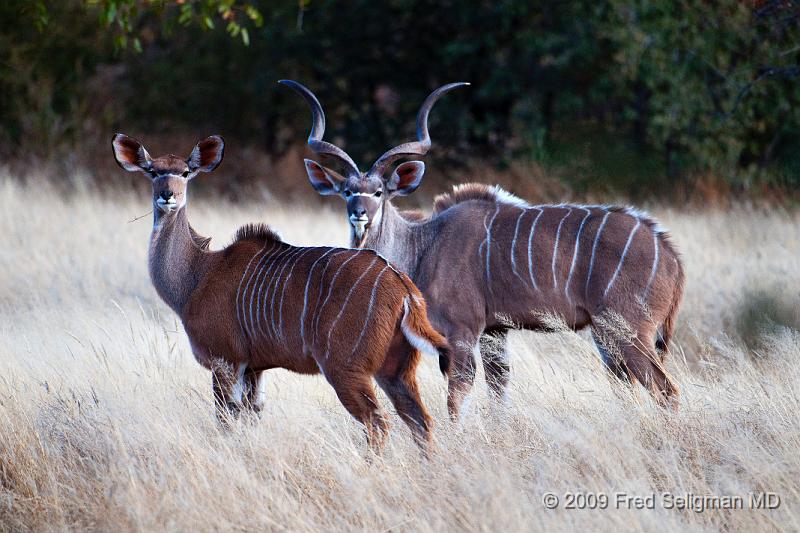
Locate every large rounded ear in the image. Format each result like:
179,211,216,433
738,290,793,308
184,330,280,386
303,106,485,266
387,161,425,196
188,135,225,173
304,159,345,196
112,133,152,173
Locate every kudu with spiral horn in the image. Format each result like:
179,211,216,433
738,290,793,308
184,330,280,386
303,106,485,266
279,80,468,246
112,133,452,451
284,81,685,417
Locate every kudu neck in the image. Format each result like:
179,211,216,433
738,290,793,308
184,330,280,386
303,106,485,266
361,200,426,276
149,207,210,316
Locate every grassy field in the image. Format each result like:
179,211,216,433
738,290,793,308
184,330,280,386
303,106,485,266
1,177,798,531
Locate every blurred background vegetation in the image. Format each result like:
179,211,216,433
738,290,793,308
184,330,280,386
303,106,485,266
1,0,799,204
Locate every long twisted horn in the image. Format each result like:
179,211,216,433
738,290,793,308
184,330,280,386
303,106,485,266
279,80,360,177
367,82,469,178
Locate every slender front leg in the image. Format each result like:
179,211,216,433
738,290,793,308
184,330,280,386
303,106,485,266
446,332,479,421
243,368,267,414
325,368,389,453
211,359,247,428
480,327,510,402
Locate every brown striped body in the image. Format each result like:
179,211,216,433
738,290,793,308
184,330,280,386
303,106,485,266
113,134,450,451
284,80,684,415
188,227,445,379
443,200,679,333
367,186,684,413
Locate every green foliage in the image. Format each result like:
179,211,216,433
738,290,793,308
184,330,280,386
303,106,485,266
603,0,800,185
2,0,799,197
0,1,110,154
34,1,265,48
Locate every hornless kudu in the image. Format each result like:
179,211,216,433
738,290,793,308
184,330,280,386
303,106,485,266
112,133,451,450
281,80,685,416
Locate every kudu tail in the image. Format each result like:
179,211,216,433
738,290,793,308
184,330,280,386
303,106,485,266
400,292,452,376
656,256,685,359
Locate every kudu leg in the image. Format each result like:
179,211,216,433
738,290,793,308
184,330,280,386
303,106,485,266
591,329,631,383
211,360,247,428
376,375,432,451
327,371,389,453
622,337,680,410
593,325,679,410
479,327,510,402
376,342,432,451
242,368,267,414
446,333,479,421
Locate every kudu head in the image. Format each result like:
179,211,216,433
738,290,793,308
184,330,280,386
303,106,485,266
280,80,468,245
112,134,225,216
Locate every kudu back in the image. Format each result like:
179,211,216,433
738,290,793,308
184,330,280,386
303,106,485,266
112,133,451,450
282,81,685,415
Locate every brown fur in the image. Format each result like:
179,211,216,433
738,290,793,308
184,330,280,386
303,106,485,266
399,209,428,222
285,79,684,414
432,183,507,215
190,227,449,451
360,183,685,414
112,135,451,451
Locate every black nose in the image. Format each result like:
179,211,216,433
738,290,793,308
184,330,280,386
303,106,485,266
160,191,174,200
355,207,367,217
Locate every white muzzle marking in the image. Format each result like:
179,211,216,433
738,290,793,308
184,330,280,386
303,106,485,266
350,214,369,239
156,197,178,212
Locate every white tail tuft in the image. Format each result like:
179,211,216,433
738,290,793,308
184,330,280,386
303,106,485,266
400,297,439,357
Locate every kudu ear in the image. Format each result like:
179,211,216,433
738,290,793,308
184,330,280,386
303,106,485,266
112,133,153,173
387,161,425,196
188,135,225,173
304,159,345,196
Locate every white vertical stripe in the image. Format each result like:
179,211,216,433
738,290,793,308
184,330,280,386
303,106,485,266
243,242,278,337
263,247,304,337
323,257,379,359
252,246,293,339
484,205,500,286
313,252,361,342
247,243,284,337
265,247,305,338
644,232,660,297
527,208,544,291
585,210,610,301
604,219,641,298
276,247,319,340
349,266,389,360
300,248,340,352
236,241,271,338
477,212,488,274
564,208,592,304
510,207,527,283
241,242,276,337
552,208,573,288
308,249,350,341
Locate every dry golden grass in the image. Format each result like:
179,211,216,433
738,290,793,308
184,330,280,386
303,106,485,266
1,177,799,531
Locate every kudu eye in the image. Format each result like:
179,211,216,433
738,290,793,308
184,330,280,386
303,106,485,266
374,190,382,198
344,190,352,197
182,171,190,178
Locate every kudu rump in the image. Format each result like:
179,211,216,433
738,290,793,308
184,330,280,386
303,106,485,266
282,80,685,414
112,133,450,449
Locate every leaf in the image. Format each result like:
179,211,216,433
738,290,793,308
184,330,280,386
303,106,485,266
178,4,193,25
105,3,117,26
245,5,264,27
